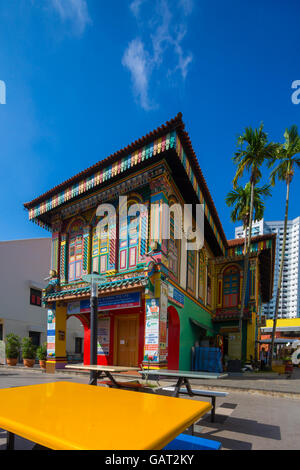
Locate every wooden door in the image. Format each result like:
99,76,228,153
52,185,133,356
115,315,139,367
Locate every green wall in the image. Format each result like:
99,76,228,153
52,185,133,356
169,294,215,370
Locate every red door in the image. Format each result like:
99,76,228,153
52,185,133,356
167,306,180,370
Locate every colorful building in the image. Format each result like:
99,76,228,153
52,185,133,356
23,113,276,370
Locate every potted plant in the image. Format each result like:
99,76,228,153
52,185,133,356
36,342,47,369
21,337,37,368
5,334,21,366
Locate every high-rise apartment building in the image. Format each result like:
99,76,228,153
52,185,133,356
235,217,300,319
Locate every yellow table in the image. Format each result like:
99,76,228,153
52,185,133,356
0,382,211,450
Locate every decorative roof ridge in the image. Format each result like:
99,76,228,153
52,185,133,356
24,113,184,209
227,233,277,247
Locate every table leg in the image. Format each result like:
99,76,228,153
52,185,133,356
7,432,15,450
211,396,216,423
183,378,194,397
89,370,103,386
172,377,184,397
105,371,122,388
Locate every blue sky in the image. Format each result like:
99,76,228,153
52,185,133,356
0,0,299,241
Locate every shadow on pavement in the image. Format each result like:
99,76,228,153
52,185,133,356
198,415,281,441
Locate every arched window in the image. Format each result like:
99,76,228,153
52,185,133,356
223,266,240,308
68,219,84,282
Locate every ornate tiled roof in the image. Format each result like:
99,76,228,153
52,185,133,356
43,275,148,302
23,113,227,254
227,233,276,247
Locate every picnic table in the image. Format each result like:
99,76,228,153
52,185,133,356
65,364,140,388
0,382,212,450
139,369,228,397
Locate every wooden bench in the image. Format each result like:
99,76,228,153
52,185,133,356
163,433,222,450
98,380,147,392
161,387,228,423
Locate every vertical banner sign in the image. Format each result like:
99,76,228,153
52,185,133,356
144,299,160,363
97,317,110,356
47,309,56,357
159,282,168,363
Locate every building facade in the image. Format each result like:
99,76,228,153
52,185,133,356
235,217,300,319
24,114,275,370
0,238,84,360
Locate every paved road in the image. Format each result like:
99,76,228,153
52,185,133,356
0,367,299,450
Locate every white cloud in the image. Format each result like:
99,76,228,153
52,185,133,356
179,0,194,16
130,0,146,18
50,0,91,36
123,0,193,110
122,38,156,111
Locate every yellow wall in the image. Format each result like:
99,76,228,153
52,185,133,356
266,318,300,329
54,304,67,358
247,312,257,361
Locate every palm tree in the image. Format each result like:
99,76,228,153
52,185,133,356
232,124,279,355
226,182,271,255
267,125,300,367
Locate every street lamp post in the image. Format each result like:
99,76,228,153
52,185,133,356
82,272,106,386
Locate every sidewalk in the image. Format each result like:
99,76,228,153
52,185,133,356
1,364,300,398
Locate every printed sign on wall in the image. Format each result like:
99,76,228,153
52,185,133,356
144,298,160,363
67,301,80,315
168,285,184,307
80,292,141,313
47,308,56,357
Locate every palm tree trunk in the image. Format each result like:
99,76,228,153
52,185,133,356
269,178,290,368
243,225,248,255
239,179,255,357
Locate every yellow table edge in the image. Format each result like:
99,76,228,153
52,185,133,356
0,382,212,450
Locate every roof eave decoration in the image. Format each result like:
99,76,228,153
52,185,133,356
24,113,226,254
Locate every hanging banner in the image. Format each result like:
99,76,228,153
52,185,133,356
144,299,160,363
97,317,110,356
47,308,56,357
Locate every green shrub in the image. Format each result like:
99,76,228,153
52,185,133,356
5,334,21,359
21,337,37,360
36,342,47,361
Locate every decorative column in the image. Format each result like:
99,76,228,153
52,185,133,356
46,303,67,372
142,173,174,369
60,233,68,285
143,275,169,370
82,225,91,276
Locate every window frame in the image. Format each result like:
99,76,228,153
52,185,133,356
30,288,42,307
